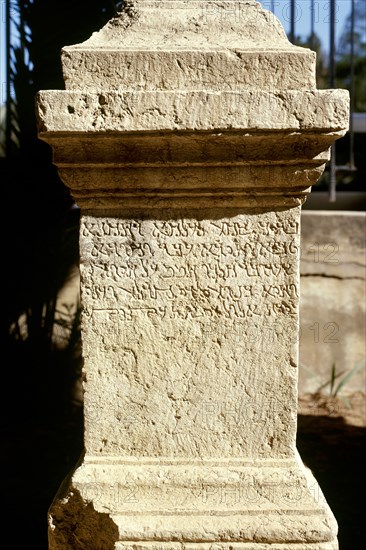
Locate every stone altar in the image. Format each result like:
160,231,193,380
37,1,349,548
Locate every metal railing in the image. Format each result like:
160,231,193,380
268,0,360,203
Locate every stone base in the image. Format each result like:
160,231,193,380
48,452,338,549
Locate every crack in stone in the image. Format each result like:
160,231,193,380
301,273,365,281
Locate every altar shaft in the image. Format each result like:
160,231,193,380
37,2,349,548
81,209,300,459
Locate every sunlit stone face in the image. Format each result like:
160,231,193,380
80,209,300,458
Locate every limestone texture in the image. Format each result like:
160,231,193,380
37,1,349,549
299,211,366,394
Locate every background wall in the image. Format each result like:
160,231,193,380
299,210,366,395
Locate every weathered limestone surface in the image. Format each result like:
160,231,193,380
299,211,366,394
37,1,349,549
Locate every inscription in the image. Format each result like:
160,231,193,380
89,258,296,282
83,220,143,238
152,220,206,237
81,214,300,322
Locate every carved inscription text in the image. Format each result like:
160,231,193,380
81,212,300,324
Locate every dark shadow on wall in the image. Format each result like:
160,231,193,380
1,4,120,544
297,413,366,550
0,155,84,549
0,401,84,550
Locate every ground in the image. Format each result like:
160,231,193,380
1,391,365,550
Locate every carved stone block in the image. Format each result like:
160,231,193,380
38,2,349,548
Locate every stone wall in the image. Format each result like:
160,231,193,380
299,210,366,394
